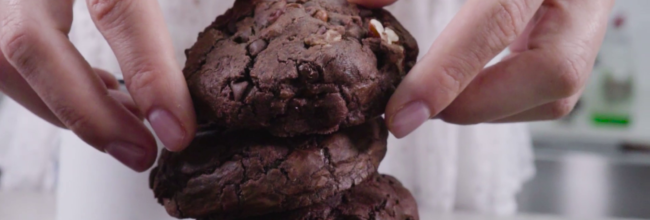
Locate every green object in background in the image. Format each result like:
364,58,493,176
588,13,635,128
592,114,631,126
588,69,634,128
589,70,634,128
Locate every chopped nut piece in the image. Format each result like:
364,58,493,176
247,39,268,56
384,27,399,44
230,81,250,101
313,10,329,22
286,3,302,8
324,29,342,42
279,88,295,99
369,19,400,44
304,29,342,46
369,19,384,38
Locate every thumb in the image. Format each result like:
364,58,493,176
348,0,397,8
86,0,196,152
385,0,542,138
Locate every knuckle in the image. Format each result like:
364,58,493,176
547,99,576,119
54,105,93,132
125,63,160,96
552,55,587,98
87,0,132,27
489,0,527,46
0,17,38,73
437,65,465,96
437,55,478,96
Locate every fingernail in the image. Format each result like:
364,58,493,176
388,101,431,138
105,142,148,172
148,109,186,151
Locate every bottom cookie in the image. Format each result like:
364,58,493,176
201,174,419,220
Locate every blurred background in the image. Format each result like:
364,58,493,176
1,1,650,220
519,1,650,219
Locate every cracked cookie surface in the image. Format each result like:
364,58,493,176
184,0,418,136
222,174,419,220
149,118,388,219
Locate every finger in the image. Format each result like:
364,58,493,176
348,0,397,8
509,5,548,53
1,58,142,126
0,54,65,127
438,0,614,124
108,89,144,120
1,56,141,125
0,0,157,172
87,0,196,151
95,68,119,90
385,0,544,138
492,91,581,123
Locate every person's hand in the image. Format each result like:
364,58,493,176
350,0,614,138
0,0,196,171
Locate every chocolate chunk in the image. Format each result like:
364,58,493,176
298,63,320,82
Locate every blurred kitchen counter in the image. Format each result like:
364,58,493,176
421,212,642,220
0,192,640,220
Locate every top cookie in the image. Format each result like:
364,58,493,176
184,0,418,136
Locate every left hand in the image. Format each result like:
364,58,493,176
350,0,614,138
0,0,197,172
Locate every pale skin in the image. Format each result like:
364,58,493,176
0,0,614,171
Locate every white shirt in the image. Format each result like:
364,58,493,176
0,0,535,219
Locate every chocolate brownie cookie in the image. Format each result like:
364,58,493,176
184,0,418,136
149,118,388,219
213,174,419,220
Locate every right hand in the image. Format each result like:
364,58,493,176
0,0,197,172
351,0,613,138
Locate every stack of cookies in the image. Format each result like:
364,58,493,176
149,0,419,219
